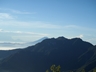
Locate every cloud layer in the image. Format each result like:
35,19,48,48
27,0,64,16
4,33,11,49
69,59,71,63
0,8,35,14
0,13,13,19
0,8,96,45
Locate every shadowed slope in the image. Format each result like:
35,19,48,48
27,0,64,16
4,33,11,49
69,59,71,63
0,37,94,72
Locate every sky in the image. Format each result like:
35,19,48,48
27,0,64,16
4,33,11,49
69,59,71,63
0,0,96,49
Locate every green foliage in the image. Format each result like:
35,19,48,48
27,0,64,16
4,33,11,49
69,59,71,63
81,69,85,72
46,70,49,72
93,67,96,72
46,64,61,72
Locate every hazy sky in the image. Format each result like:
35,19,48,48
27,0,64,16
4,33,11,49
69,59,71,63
0,0,96,45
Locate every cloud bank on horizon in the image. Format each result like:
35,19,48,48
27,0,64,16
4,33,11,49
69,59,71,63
0,0,96,50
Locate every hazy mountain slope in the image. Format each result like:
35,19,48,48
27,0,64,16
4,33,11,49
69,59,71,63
0,37,48,60
0,37,94,72
0,37,48,50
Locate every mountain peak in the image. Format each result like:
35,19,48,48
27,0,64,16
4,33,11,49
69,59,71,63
71,37,82,41
0,36,94,72
56,36,67,40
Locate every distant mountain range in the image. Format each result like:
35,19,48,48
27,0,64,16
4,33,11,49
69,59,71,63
0,37,48,50
0,36,96,72
0,37,48,60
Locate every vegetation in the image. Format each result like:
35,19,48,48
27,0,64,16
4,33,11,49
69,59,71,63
46,65,96,72
81,69,85,72
46,65,61,72
93,67,96,72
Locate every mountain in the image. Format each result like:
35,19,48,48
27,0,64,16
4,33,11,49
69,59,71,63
0,37,48,60
0,37,48,50
0,36,95,72
0,49,22,60
76,45,96,72
25,37,48,46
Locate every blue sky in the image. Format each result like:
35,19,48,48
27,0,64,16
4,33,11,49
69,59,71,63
0,0,96,49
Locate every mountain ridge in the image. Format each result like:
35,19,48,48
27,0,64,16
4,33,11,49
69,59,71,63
0,37,48,60
0,36,95,72
0,37,48,50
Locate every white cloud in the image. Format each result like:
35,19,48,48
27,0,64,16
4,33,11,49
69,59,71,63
12,10,35,14
0,29,48,36
0,20,62,29
0,29,3,32
76,34,83,38
0,13,13,19
67,34,84,39
0,29,49,42
65,25,96,33
0,8,67,29
64,25,78,28
0,8,35,14
0,47,17,50
88,39,96,45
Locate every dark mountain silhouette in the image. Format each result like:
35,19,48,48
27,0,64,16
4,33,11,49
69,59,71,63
0,36,95,72
0,49,22,60
0,37,48,60
76,45,96,72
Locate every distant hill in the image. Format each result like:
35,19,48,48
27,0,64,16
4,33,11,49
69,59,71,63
25,37,48,46
0,37,48,50
0,37,48,60
0,36,95,72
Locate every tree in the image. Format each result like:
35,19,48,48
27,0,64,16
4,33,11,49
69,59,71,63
46,64,61,72
46,70,49,72
93,67,96,72
81,69,85,72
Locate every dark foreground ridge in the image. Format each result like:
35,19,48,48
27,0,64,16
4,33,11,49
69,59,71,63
0,36,96,72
